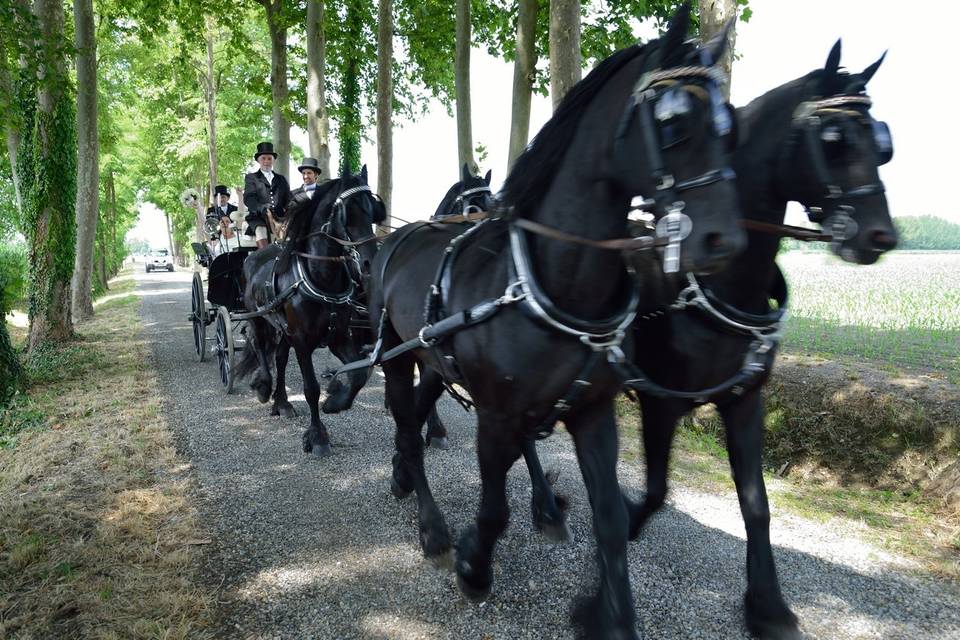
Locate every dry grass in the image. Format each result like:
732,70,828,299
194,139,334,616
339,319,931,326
0,271,215,639
616,355,960,580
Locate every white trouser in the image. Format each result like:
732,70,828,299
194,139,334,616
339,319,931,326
255,226,268,241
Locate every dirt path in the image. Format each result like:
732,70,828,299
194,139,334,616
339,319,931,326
139,269,960,640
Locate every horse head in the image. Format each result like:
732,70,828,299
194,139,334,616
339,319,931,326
748,40,897,264
608,5,745,274
433,164,495,219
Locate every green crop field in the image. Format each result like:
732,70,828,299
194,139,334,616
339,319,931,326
778,251,960,377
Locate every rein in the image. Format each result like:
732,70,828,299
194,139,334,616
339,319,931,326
738,219,833,242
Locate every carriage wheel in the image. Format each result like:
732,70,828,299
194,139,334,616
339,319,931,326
215,306,236,393
191,272,207,362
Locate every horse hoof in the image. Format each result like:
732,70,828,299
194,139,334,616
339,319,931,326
310,443,332,458
275,403,296,418
746,595,801,640
428,436,449,450
537,520,573,544
456,571,491,603
390,476,411,499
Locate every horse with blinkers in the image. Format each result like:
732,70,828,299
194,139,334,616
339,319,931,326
518,39,898,640
235,166,385,457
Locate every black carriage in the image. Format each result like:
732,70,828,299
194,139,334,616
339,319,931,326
189,242,254,393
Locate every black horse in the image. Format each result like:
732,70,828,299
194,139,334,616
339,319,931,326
522,40,899,639
345,7,745,637
236,167,384,456
415,164,497,450
625,42,897,639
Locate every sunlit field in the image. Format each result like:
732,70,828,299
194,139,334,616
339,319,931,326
778,251,960,376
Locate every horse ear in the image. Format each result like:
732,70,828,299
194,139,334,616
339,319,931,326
360,164,368,183
703,18,735,66
484,169,492,185
822,39,842,92
860,50,886,84
461,162,471,182
660,2,691,67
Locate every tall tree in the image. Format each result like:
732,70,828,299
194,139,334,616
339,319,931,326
259,0,291,176
698,0,743,100
24,0,77,349
202,14,218,200
507,0,539,169
549,0,580,110
305,0,331,177
454,0,476,172
71,0,99,321
376,0,393,225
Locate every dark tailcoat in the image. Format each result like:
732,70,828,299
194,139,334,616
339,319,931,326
243,170,290,236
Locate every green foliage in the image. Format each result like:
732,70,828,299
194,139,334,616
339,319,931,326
894,216,960,250
0,242,27,315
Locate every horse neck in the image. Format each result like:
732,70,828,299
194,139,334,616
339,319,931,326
700,93,801,313
303,227,346,289
527,167,630,319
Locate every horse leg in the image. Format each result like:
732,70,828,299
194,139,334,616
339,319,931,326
718,392,800,640
418,365,449,450
270,336,296,417
455,412,521,601
249,318,273,404
567,402,637,640
521,438,571,543
626,397,684,540
383,350,452,561
292,341,331,457
321,330,371,414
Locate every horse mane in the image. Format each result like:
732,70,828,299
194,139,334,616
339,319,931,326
276,179,341,272
499,42,650,216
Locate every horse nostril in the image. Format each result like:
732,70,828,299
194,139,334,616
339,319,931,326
871,230,897,251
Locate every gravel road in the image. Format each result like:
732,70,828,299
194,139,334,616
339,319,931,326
139,269,960,640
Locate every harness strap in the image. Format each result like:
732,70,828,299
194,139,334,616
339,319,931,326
512,218,660,251
533,350,604,439
292,250,348,261
739,219,832,242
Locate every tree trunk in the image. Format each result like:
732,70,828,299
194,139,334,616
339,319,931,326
306,0,331,178
454,0,476,173
165,210,175,257
27,0,76,350
70,0,98,322
204,15,218,200
264,0,290,176
376,0,393,230
549,0,581,110
698,0,738,100
338,0,364,174
0,0,29,219
508,0,538,169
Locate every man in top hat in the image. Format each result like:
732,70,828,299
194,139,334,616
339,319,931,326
289,157,322,201
244,141,291,249
206,185,238,229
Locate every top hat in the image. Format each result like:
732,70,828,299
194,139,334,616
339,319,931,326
298,157,321,174
214,185,230,197
254,141,278,160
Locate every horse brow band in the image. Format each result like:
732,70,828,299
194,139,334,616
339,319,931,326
650,79,710,103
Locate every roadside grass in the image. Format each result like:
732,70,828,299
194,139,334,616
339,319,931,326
616,389,960,581
0,270,214,639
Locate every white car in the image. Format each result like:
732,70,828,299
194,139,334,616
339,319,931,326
146,249,174,273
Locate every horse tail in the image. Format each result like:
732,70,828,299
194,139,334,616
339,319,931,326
234,320,277,382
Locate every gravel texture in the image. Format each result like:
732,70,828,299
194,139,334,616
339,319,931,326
139,269,960,639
